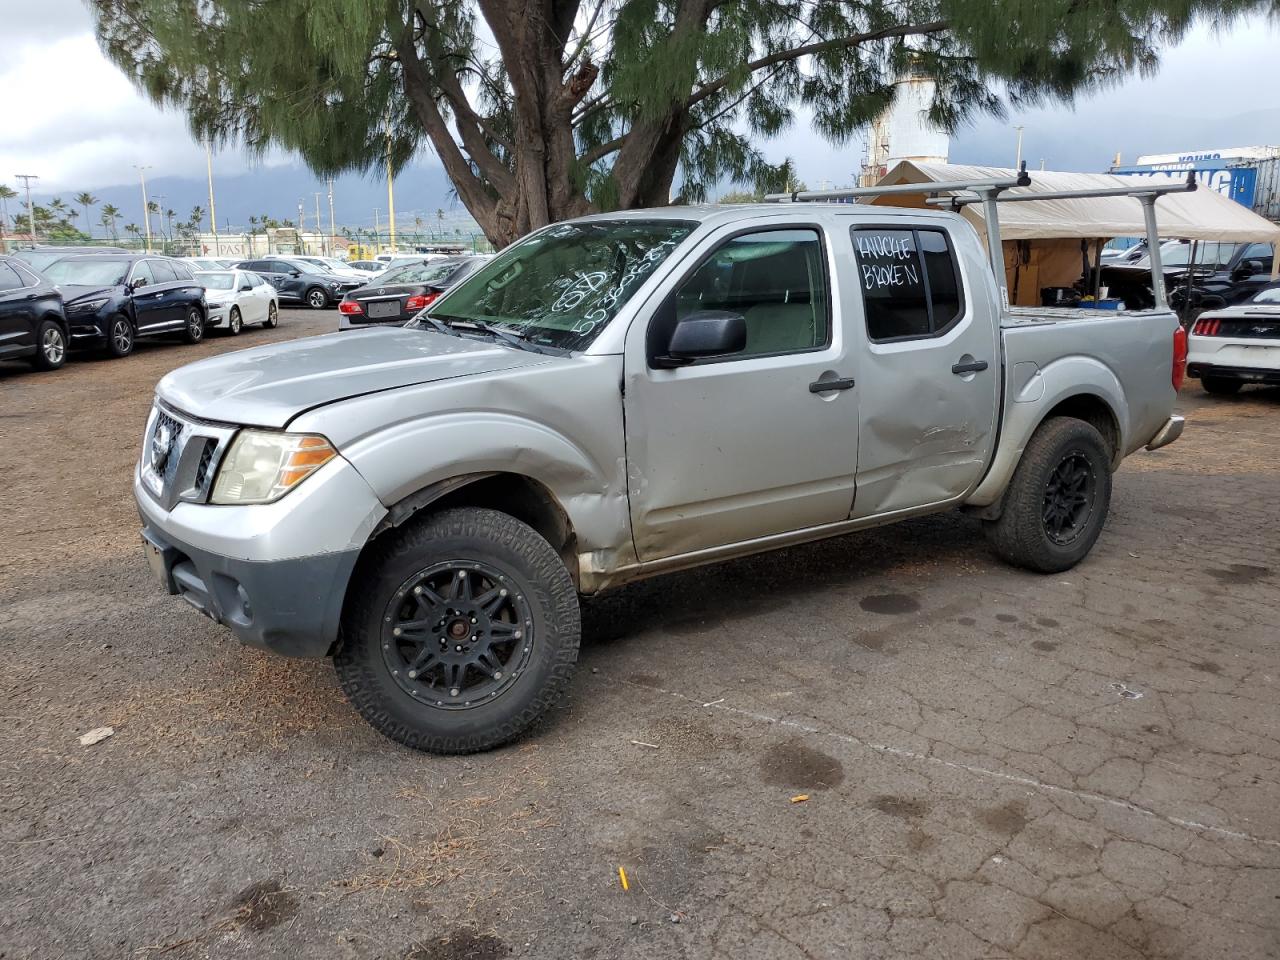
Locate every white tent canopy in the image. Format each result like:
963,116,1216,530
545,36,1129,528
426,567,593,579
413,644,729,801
876,161,1280,244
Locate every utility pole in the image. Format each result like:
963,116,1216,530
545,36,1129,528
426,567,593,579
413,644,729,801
373,207,381,252
205,140,220,255
298,200,305,251
313,193,324,255
326,179,336,258
385,114,397,252
133,165,153,252
14,174,38,245
1014,125,1024,170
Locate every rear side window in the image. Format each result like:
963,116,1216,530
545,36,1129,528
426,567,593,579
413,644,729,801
150,260,177,283
852,227,965,342
0,263,23,291
171,262,194,281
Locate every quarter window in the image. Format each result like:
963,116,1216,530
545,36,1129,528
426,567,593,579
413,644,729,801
853,228,965,341
150,260,177,283
0,263,23,291
661,228,830,360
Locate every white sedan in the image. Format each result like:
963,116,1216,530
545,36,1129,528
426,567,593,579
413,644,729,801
195,269,279,335
1187,283,1280,394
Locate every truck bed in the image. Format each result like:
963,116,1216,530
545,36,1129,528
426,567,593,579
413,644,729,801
1003,306,1172,326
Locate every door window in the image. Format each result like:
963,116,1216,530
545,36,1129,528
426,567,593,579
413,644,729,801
150,260,177,283
0,263,23,291
659,228,829,360
130,261,157,288
852,228,965,342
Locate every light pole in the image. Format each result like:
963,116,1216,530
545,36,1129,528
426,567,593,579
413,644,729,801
385,115,397,253
313,192,324,255
373,207,381,252
14,173,38,244
205,140,220,255
134,165,153,252
1014,125,1024,170
326,179,336,258
298,199,305,250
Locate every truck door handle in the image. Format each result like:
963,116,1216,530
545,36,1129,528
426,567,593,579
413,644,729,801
951,360,989,375
809,376,856,393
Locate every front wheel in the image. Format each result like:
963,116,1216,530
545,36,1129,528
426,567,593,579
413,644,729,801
1201,376,1242,396
31,320,67,370
104,315,134,358
335,507,580,754
306,287,329,309
263,301,278,328
983,417,1112,573
226,306,243,336
182,306,205,344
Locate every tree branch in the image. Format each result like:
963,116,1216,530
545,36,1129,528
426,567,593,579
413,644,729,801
687,20,950,108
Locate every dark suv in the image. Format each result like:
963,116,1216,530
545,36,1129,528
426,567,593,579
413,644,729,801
233,256,362,308
10,245,130,274
0,255,69,371
43,254,207,358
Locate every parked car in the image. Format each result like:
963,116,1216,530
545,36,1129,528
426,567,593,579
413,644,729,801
292,256,367,281
232,256,362,308
347,260,384,274
136,203,1185,754
1104,241,1276,312
195,269,279,335
10,245,130,273
1186,281,1280,393
0,255,69,371
43,254,206,357
184,256,236,272
337,256,488,330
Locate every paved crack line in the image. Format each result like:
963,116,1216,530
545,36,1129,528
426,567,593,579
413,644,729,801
605,674,1280,850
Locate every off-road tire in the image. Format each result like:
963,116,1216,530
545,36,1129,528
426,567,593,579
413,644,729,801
104,314,134,358
1201,376,1242,396
181,306,205,344
226,307,243,335
335,507,580,754
31,319,67,370
983,417,1113,573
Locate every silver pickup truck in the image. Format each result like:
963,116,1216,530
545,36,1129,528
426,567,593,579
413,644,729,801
136,181,1187,753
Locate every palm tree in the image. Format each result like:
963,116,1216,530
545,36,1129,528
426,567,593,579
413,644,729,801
74,192,99,237
0,184,16,237
436,208,445,238
100,203,121,239
413,214,424,242
145,200,160,241
189,205,205,232
164,208,176,242
124,223,140,249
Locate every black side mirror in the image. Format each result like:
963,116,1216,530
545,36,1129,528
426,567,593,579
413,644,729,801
1237,260,1263,278
653,310,747,368
289,269,302,278
130,278,147,291
240,283,253,292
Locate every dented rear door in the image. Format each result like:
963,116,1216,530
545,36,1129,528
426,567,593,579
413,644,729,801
844,220,1001,518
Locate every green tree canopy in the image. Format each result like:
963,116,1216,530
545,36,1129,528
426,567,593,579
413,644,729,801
90,0,1265,245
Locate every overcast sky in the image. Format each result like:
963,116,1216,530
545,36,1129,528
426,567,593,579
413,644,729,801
1,0,1277,199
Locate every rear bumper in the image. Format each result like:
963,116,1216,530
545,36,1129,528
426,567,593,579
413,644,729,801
1145,415,1185,451
1187,363,1280,385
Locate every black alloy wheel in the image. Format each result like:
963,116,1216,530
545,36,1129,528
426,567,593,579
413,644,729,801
381,561,534,709
1041,451,1096,545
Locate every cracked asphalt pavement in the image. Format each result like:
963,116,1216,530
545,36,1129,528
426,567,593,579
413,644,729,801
2,310,1278,959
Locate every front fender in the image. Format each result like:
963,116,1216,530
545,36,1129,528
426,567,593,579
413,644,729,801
340,412,631,556
965,355,1128,508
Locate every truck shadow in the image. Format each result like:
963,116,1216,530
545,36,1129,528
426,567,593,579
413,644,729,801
581,511,989,652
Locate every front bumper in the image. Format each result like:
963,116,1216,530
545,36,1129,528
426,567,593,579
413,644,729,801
68,315,108,346
134,458,388,658
205,304,229,327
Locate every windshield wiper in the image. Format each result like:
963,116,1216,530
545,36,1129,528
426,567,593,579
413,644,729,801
431,316,557,355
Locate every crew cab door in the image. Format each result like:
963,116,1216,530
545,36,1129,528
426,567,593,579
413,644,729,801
623,223,859,561
843,222,1001,517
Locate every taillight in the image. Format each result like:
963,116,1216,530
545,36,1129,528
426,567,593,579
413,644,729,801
338,300,363,315
404,291,440,312
1172,325,1187,391
1192,317,1221,336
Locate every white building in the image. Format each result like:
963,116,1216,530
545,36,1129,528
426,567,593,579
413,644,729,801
860,74,950,186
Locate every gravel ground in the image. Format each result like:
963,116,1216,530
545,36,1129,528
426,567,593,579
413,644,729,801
2,310,1278,960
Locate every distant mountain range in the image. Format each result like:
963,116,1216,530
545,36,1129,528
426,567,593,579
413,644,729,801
19,162,481,239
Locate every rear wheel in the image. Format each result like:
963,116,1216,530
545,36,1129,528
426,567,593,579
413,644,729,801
182,306,205,344
104,315,134,358
31,320,67,370
335,507,580,754
263,302,278,328
306,287,329,309
226,306,243,336
1201,376,1242,396
983,417,1112,573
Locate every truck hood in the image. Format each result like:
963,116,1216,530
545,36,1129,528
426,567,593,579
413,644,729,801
157,327,549,428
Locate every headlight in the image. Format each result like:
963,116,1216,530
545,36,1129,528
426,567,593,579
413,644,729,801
207,300,228,309
210,430,337,504
68,297,109,315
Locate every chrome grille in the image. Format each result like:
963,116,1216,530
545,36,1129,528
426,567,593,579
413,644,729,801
140,403,238,509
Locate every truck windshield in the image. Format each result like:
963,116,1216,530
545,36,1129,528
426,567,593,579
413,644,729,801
425,219,696,350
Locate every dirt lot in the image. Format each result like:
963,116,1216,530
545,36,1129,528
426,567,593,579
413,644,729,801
2,311,1278,960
